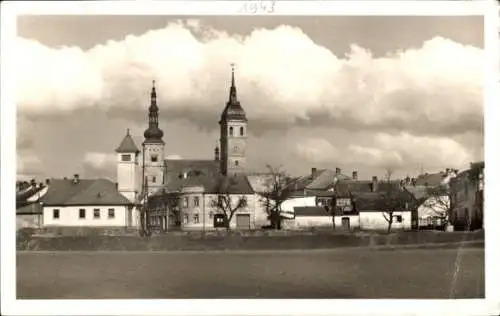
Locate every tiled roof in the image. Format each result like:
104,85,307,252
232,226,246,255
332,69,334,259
353,190,415,212
115,131,140,153
164,159,220,191
335,179,402,196
294,206,330,217
286,169,351,193
184,174,255,195
404,185,429,201
41,178,132,206
16,185,46,208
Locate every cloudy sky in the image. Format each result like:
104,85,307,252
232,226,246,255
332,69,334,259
16,15,484,181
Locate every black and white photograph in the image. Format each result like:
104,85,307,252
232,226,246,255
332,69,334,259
1,1,499,315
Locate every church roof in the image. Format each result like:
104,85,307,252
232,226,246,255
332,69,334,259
115,129,140,153
41,178,133,206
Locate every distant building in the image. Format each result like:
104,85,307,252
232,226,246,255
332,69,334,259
449,162,484,231
16,179,48,230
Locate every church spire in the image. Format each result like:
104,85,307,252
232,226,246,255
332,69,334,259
143,80,164,143
228,63,238,105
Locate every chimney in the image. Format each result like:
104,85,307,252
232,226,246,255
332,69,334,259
73,174,79,184
45,178,50,185
336,167,341,175
311,167,317,178
371,176,378,192
352,171,358,180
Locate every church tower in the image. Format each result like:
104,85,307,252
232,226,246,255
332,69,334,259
219,64,247,175
115,128,140,202
142,80,165,193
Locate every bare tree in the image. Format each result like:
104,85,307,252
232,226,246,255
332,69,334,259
381,168,404,234
210,176,248,230
422,185,450,229
259,165,294,230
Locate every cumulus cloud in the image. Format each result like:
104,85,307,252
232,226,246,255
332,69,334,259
295,132,475,171
81,152,116,179
16,20,483,137
17,154,44,179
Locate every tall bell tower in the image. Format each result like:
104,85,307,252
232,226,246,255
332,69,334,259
219,64,247,175
142,80,165,193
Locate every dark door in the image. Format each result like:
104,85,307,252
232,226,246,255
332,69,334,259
341,217,350,230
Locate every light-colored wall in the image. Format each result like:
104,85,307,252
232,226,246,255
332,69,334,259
43,205,131,227
359,211,412,230
281,196,317,218
179,192,256,230
117,153,138,203
287,216,333,229
334,215,360,229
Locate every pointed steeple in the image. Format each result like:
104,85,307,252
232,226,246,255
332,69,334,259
116,128,140,153
220,63,247,122
228,63,238,105
214,140,220,161
143,80,164,143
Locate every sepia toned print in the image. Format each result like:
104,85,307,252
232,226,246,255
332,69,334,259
15,13,484,300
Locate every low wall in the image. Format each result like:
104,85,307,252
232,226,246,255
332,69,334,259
17,228,484,251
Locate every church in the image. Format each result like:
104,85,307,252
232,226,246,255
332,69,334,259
114,66,269,231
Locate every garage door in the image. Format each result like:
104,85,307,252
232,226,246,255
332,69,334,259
236,214,251,229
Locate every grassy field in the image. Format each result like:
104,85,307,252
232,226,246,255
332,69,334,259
17,246,484,299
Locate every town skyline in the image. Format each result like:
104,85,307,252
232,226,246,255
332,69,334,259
16,15,484,181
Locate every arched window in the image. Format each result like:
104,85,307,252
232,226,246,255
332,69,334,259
240,126,244,136
229,126,234,136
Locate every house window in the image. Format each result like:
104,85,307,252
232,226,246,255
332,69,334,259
108,208,115,219
168,214,175,223
194,196,200,207
241,196,248,207
395,215,403,223
79,208,86,219
235,160,239,166
183,197,189,208
53,209,60,219
183,214,189,224
151,154,158,162
194,214,200,223
93,208,100,219
209,211,214,220
152,176,156,183
121,154,131,162
240,126,244,136
229,126,234,136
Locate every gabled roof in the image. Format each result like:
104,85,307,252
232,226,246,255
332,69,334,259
335,179,401,196
294,206,330,217
16,184,46,208
183,174,255,195
41,178,132,206
115,130,140,153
